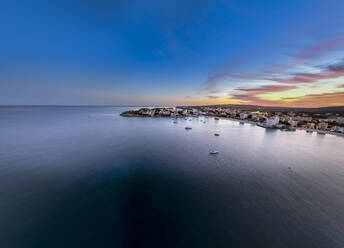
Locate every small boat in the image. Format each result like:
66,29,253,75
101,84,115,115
214,117,220,120
185,127,192,130
317,130,326,135
209,150,219,155
173,121,177,124
257,123,266,128
306,130,313,133
240,121,245,125
214,133,220,136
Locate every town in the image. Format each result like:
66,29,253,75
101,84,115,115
121,106,344,135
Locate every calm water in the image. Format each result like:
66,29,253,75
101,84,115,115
1,106,344,248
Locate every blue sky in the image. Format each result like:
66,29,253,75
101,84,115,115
1,0,344,106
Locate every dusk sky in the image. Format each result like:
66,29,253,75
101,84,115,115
1,0,344,107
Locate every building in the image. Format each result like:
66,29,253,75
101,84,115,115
288,120,298,127
266,116,279,127
330,126,341,132
317,122,328,130
306,122,315,129
240,113,249,119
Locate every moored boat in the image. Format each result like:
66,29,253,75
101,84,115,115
209,150,219,154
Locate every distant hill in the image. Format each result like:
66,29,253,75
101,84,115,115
179,104,344,116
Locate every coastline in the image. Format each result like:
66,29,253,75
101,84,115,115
218,116,344,137
204,115,344,137
121,111,344,138
121,107,344,138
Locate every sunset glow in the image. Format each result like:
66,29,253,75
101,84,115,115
1,0,344,107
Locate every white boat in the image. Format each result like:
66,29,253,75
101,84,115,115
209,150,219,154
185,127,192,130
317,130,326,135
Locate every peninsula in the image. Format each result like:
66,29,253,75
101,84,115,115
121,105,344,135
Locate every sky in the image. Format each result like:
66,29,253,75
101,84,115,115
0,0,344,107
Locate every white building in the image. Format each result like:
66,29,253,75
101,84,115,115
240,113,249,119
192,109,199,115
288,120,298,127
266,116,279,127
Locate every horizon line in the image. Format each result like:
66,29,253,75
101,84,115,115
1,104,344,109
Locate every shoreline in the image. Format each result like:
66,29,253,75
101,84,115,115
201,115,344,137
217,116,344,137
122,113,344,138
120,108,344,138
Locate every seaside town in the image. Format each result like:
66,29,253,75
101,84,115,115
121,106,344,135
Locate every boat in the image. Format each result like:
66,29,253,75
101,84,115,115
214,117,220,120
209,150,219,154
185,127,192,130
306,130,313,133
173,121,177,124
257,123,266,128
214,133,220,136
240,121,245,125
317,130,326,135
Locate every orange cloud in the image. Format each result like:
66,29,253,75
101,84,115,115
235,85,297,92
229,84,344,107
198,38,344,107
229,85,297,106
285,92,344,107
273,68,344,84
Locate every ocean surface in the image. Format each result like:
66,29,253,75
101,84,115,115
1,106,344,248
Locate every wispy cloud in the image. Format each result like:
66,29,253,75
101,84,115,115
285,92,344,107
200,53,256,93
206,95,221,99
235,85,297,93
201,37,344,94
229,85,297,106
294,38,344,60
270,59,344,84
197,34,344,107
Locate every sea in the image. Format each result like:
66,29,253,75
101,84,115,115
0,106,344,248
